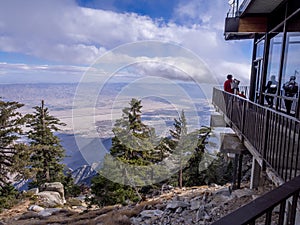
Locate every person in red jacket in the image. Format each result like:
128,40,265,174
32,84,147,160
224,74,234,94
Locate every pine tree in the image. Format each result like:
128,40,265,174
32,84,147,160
110,98,156,165
182,127,212,186
27,100,66,186
0,98,27,189
169,110,187,189
92,99,162,206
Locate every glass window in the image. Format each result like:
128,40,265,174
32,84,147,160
282,32,300,115
283,32,300,83
256,40,264,59
267,32,283,83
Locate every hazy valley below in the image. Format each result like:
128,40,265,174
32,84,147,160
0,82,213,184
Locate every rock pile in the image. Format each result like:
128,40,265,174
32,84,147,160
32,182,66,208
131,185,256,225
20,182,69,218
0,183,274,225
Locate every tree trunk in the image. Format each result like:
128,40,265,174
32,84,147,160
179,160,182,189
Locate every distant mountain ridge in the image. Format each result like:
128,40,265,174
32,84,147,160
70,164,98,186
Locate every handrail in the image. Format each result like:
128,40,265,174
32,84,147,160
212,87,300,182
211,175,300,225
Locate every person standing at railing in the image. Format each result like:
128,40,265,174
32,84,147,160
224,74,234,94
231,78,240,95
264,75,278,108
283,75,298,115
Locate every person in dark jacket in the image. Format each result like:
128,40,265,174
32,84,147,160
264,75,278,107
283,75,298,115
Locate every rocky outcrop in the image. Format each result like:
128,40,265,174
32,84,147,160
0,183,274,225
35,191,64,208
131,185,255,225
40,182,65,203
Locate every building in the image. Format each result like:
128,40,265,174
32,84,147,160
226,0,300,117
211,0,300,224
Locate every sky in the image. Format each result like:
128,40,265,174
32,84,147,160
0,0,253,85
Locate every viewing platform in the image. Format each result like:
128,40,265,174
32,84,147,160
211,87,300,224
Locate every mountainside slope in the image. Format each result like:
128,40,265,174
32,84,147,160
0,183,274,225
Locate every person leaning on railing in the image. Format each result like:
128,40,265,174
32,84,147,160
283,75,298,115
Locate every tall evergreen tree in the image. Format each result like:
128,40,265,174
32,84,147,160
92,99,161,206
169,110,187,189
110,98,156,165
27,100,66,186
0,99,27,189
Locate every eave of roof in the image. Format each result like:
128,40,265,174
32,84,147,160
240,0,286,16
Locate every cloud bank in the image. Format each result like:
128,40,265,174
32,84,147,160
0,0,252,84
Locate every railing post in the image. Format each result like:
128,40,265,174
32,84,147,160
241,99,247,134
230,95,234,123
262,108,270,171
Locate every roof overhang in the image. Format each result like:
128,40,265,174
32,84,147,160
224,16,267,40
224,0,287,40
240,0,286,16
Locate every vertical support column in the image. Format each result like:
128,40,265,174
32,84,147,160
276,3,288,111
232,153,243,190
250,157,261,189
249,34,258,102
232,154,239,190
237,153,243,189
258,33,270,105
295,208,300,225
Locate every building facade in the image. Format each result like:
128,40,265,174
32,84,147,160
225,0,300,118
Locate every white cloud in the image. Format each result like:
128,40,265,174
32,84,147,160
218,61,252,84
0,62,87,73
123,58,212,83
0,0,252,84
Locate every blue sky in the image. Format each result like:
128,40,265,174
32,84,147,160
0,0,253,84
76,0,180,20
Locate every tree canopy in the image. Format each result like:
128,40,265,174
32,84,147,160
0,99,27,189
27,100,66,187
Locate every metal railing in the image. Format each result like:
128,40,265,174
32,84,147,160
212,87,300,182
211,175,300,225
212,87,300,225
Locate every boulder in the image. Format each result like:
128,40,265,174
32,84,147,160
28,205,44,212
35,191,64,207
38,208,62,217
26,188,39,196
166,200,190,210
40,182,65,203
140,209,164,218
232,188,254,198
190,199,202,211
18,212,42,220
214,187,231,196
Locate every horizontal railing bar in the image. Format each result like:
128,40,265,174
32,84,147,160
213,86,299,122
211,171,300,225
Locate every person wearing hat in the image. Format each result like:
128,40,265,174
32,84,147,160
283,75,299,115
